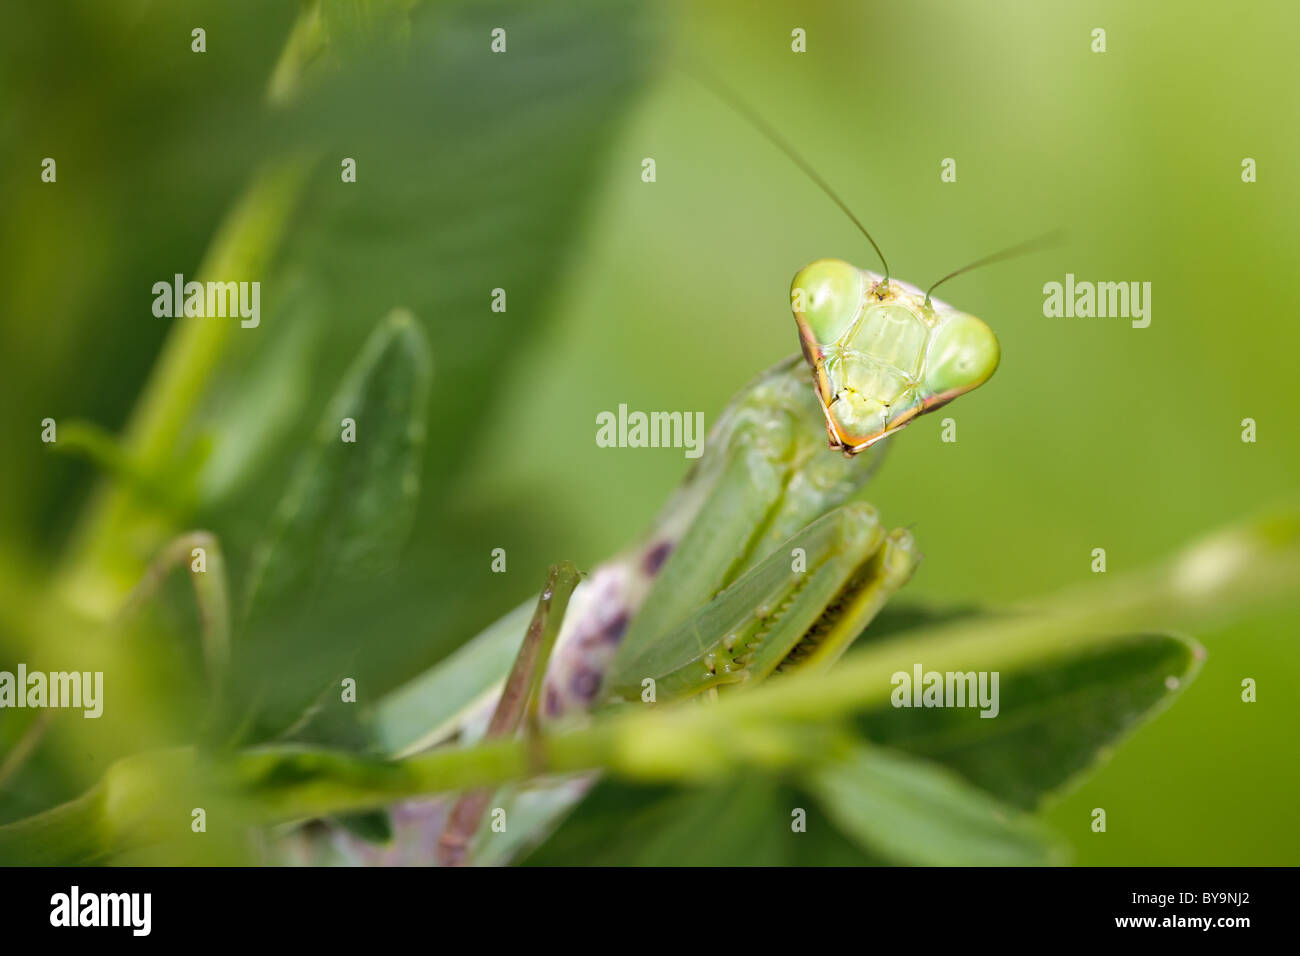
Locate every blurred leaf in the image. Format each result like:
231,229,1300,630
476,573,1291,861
228,310,431,741
0,748,198,866
197,285,322,507
242,309,432,624
856,601,989,643
854,631,1201,810
371,599,531,755
522,740,1063,866
332,809,393,845
521,775,882,866
0,713,63,826
207,0,657,515
192,0,657,691
318,0,415,57
466,778,591,866
805,743,1064,866
0,0,293,560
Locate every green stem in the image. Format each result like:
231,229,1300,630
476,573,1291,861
0,749,196,865
7,504,1295,863
267,0,326,107
53,2,329,616
55,159,310,616
230,501,1300,818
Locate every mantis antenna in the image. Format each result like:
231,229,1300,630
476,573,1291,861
924,230,1064,306
679,59,1061,301
678,60,892,282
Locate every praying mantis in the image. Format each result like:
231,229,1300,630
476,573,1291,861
407,265,1002,863
266,72,1016,865
391,71,1012,862
600,267,999,704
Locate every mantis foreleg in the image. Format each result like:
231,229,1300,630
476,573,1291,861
602,504,919,705
436,561,579,866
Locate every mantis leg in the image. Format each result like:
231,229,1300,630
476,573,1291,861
602,504,919,704
436,561,580,866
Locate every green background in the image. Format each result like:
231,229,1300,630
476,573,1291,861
1,0,1296,864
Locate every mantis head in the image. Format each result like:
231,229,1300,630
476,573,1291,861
670,68,1037,456
790,258,1000,455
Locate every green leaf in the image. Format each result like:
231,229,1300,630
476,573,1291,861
523,745,1060,867
855,601,988,643
805,743,1065,866
372,599,532,756
260,0,658,519
854,630,1201,809
521,775,883,867
197,293,322,506
197,0,657,695
332,809,393,845
318,0,416,57
0,749,198,866
242,309,432,622
227,310,431,741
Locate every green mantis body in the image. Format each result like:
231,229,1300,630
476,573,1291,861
548,262,998,712
524,351,921,718
602,505,918,703
380,354,900,747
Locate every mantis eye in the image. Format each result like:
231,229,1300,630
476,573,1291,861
922,312,1000,400
790,259,863,352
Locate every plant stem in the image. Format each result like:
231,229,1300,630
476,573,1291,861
54,159,310,617
53,2,329,617
234,501,1300,820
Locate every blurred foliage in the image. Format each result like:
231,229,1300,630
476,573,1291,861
524,776,887,866
0,0,656,843
854,626,1200,811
